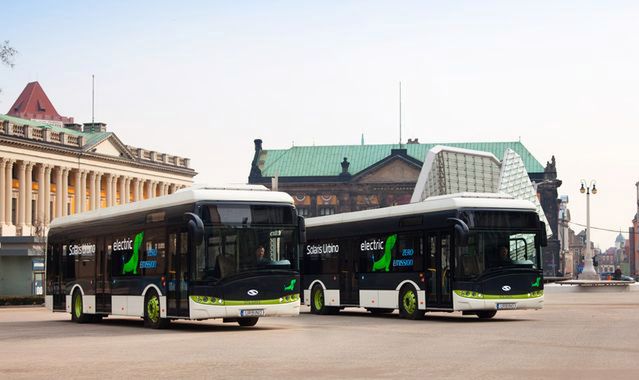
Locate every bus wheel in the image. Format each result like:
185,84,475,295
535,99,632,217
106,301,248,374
144,290,170,329
399,286,424,320
311,285,336,315
237,317,259,327
476,310,497,319
71,290,89,323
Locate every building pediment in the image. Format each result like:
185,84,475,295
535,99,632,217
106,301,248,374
354,156,421,184
90,137,124,156
83,133,135,160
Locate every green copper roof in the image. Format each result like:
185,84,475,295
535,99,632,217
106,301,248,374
259,142,545,177
1,113,112,148
1,113,81,134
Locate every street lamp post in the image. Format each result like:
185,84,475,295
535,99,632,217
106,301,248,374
578,180,599,280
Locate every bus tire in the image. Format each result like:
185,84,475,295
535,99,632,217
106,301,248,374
237,317,259,327
144,290,170,329
399,286,424,320
71,290,90,323
310,285,337,315
476,310,497,319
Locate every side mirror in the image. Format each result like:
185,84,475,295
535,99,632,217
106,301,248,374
298,215,307,244
538,221,548,247
184,212,204,246
448,218,469,247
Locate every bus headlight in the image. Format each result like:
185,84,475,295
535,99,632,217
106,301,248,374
528,290,544,298
455,290,484,299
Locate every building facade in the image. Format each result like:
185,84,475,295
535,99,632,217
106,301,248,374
0,82,196,296
248,138,563,277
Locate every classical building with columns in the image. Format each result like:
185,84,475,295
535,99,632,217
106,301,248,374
0,82,196,296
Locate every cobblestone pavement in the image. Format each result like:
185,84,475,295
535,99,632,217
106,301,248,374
1,290,638,379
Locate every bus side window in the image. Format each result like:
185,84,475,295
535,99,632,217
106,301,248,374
168,233,177,274
179,232,189,298
207,233,221,277
427,236,437,271
180,232,188,256
426,235,437,290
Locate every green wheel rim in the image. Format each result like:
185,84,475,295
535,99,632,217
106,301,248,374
313,288,324,311
74,294,82,318
402,290,417,315
147,295,160,323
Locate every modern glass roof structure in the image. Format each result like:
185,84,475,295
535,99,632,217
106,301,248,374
411,145,552,236
499,149,552,237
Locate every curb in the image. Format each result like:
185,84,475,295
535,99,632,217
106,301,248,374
544,283,639,293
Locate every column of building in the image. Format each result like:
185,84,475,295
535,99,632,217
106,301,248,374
24,163,34,232
44,165,51,224
124,177,131,204
0,159,7,228
0,158,186,235
0,159,12,232
16,161,27,232
118,176,126,205
111,175,118,206
73,170,81,214
88,172,96,210
146,180,153,199
62,168,70,217
81,170,88,212
94,172,102,209
36,164,45,226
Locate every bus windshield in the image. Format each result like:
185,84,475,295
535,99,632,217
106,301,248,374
195,226,298,281
456,230,540,278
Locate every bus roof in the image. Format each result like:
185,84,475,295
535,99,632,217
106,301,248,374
49,185,295,229
306,192,538,228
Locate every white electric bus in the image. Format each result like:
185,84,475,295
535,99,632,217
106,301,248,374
302,193,546,319
46,185,304,328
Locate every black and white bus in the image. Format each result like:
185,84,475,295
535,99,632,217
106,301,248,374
46,185,303,328
302,193,546,319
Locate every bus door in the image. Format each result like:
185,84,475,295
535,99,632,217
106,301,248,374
47,242,65,310
339,240,359,305
425,232,453,308
95,237,111,313
167,230,190,317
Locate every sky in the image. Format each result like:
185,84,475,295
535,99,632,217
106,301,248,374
2,0,639,248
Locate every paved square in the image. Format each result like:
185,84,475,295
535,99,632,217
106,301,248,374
1,288,638,379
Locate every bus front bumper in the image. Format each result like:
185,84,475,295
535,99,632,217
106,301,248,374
189,296,300,320
452,291,544,311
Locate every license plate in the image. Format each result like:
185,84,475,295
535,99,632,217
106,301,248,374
496,303,517,310
240,309,265,317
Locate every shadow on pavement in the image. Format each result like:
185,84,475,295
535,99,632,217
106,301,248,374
0,315,284,342
301,309,532,323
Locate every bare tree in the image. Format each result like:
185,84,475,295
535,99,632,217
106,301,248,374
1,40,17,95
1,40,17,67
